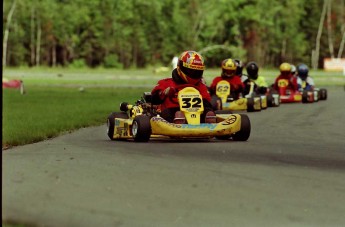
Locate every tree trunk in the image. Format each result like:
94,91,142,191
30,6,35,66
312,0,328,70
3,0,17,68
52,42,56,67
36,18,41,67
327,0,334,58
281,38,287,62
337,31,345,58
337,0,345,58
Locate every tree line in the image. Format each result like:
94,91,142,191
3,0,345,69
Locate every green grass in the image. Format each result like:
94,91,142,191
2,67,345,148
2,86,146,148
3,67,345,87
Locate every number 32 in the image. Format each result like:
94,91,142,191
181,97,202,108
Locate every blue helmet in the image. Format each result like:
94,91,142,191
297,64,309,80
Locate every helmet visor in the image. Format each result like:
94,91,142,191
223,69,236,77
281,71,290,77
181,66,203,79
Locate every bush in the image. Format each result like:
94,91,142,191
69,59,87,68
104,54,123,69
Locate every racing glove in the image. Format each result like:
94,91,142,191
159,87,176,100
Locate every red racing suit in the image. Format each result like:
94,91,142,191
273,74,298,91
151,69,213,122
209,75,244,99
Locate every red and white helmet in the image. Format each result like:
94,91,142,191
177,50,205,85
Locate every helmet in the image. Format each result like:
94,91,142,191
246,61,259,80
279,62,291,77
234,59,243,75
297,63,309,80
177,50,205,85
279,62,291,72
221,58,237,77
290,64,296,75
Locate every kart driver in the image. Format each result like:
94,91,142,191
151,50,216,124
243,61,268,95
296,63,315,91
234,58,249,82
273,62,298,91
209,58,244,100
290,64,297,77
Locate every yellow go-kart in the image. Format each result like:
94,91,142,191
107,87,251,142
211,80,263,112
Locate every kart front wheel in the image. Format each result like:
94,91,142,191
232,114,251,141
319,88,327,100
132,115,151,142
107,112,129,140
302,90,309,103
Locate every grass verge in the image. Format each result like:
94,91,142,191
2,86,146,148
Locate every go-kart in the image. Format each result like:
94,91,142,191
275,79,302,103
276,79,327,103
300,81,327,103
210,80,261,112
107,86,251,142
2,78,25,94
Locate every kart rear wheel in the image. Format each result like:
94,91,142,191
267,94,273,107
132,115,151,142
247,98,255,112
107,112,129,140
232,114,251,141
319,88,327,100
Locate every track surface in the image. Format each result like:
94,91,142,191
3,87,345,227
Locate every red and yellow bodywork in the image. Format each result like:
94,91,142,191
216,80,261,111
108,87,249,141
277,79,302,103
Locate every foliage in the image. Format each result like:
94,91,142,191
2,0,345,69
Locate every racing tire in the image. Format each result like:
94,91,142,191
107,112,129,140
120,102,129,111
319,88,327,100
267,94,273,107
302,90,309,103
232,114,251,141
211,95,222,110
247,97,255,112
132,115,151,142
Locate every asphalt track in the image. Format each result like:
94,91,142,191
3,86,345,227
